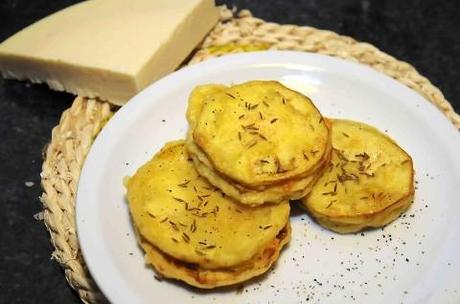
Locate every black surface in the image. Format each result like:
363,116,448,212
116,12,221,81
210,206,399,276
0,1,458,303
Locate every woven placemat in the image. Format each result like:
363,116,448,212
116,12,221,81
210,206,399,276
39,7,460,304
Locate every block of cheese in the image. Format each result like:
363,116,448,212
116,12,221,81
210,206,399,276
0,0,218,105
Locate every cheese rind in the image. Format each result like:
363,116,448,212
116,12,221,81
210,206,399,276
0,0,218,104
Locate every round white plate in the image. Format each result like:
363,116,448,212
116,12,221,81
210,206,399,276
77,51,460,304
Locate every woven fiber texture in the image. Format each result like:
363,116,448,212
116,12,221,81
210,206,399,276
40,7,459,304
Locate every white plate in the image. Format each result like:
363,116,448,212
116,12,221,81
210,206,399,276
77,51,460,304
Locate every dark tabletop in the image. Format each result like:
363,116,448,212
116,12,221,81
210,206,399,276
0,0,458,303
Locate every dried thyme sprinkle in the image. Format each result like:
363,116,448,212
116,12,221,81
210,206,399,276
169,221,179,231
258,133,268,141
204,245,216,249
260,159,270,163
177,180,190,188
282,97,286,104
310,149,319,155
242,123,255,130
263,225,273,230
182,232,190,243
160,217,168,223
360,196,368,200
322,191,337,196
171,238,178,243
303,152,310,161
238,114,245,119
238,132,242,141
247,140,258,148
246,126,259,131
250,103,259,110
226,92,236,99
336,150,349,162
337,172,359,183
172,197,186,203
263,101,270,107
333,183,338,192
259,111,264,120
198,241,207,245
326,201,336,209
270,118,278,124
342,132,350,138
355,152,370,160
190,220,197,233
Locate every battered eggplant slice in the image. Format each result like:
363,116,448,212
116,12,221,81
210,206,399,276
186,81,331,205
126,141,291,287
301,119,415,233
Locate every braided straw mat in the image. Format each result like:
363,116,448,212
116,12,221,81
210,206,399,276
39,7,460,304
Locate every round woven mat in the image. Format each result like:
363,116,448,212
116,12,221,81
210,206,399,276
40,7,460,304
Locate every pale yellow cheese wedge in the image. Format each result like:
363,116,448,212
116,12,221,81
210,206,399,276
0,0,218,105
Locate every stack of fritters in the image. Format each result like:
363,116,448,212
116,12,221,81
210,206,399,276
186,81,332,206
126,80,415,289
127,141,291,288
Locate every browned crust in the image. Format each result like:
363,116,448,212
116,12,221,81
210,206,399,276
305,193,414,233
189,146,331,205
140,224,291,289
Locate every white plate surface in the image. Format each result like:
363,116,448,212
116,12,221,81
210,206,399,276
77,51,460,304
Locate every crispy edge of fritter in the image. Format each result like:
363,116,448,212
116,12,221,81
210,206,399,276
139,224,291,289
